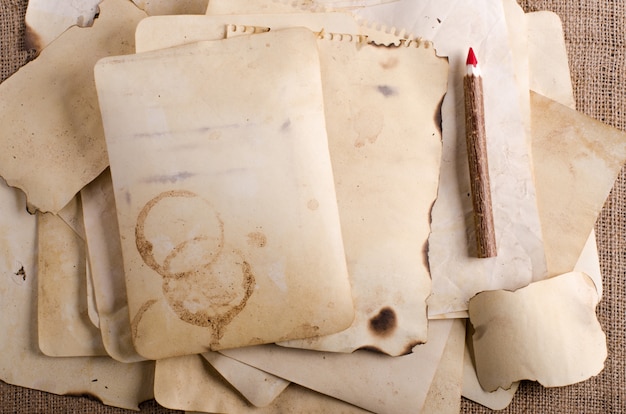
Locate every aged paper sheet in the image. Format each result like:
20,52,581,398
281,36,445,355
81,169,146,362
353,0,546,317
138,10,444,356
155,355,370,413
37,209,107,357
135,13,359,53
131,0,208,15
531,91,626,277
221,320,454,414
201,352,290,407
206,0,397,14
95,29,354,358
0,180,155,410
0,0,145,214
469,272,606,391
24,0,101,50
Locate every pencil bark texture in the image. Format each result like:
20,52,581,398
464,75,497,258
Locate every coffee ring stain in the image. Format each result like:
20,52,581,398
135,190,207,276
131,299,158,341
162,235,224,276
160,255,255,341
135,190,255,341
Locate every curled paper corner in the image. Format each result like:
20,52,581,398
468,271,607,392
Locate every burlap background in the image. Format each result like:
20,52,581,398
1,0,624,412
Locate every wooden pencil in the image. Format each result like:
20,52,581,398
464,47,497,258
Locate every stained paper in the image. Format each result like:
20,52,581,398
282,36,446,355
136,10,445,357
94,28,354,358
0,0,146,213
353,0,547,317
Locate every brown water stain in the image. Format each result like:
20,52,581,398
247,231,267,248
307,199,319,211
353,107,384,148
379,57,398,70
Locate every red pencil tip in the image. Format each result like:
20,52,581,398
466,47,478,66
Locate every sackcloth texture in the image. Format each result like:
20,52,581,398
0,0,624,412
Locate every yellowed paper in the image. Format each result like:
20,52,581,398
469,272,606,391
55,194,86,240
575,230,602,299
527,11,575,110
206,0,398,15
462,320,520,410
95,29,353,358
37,210,107,357
422,319,465,414
502,0,530,145
131,0,208,15
136,11,444,357
85,259,100,328
81,169,146,362
135,13,360,53
201,352,290,407
221,320,454,414
282,36,446,355
463,229,599,409
0,0,146,214
532,91,626,277
462,9,605,408
24,0,101,50
353,0,547,317
0,180,155,410
53,195,102,331
83,174,288,403
156,355,370,413
526,11,606,292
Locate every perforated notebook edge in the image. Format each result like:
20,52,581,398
226,23,432,49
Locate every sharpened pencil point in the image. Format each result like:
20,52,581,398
466,47,478,66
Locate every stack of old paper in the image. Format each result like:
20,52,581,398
0,0,624,412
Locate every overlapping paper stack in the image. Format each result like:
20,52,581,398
1,0,624,412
